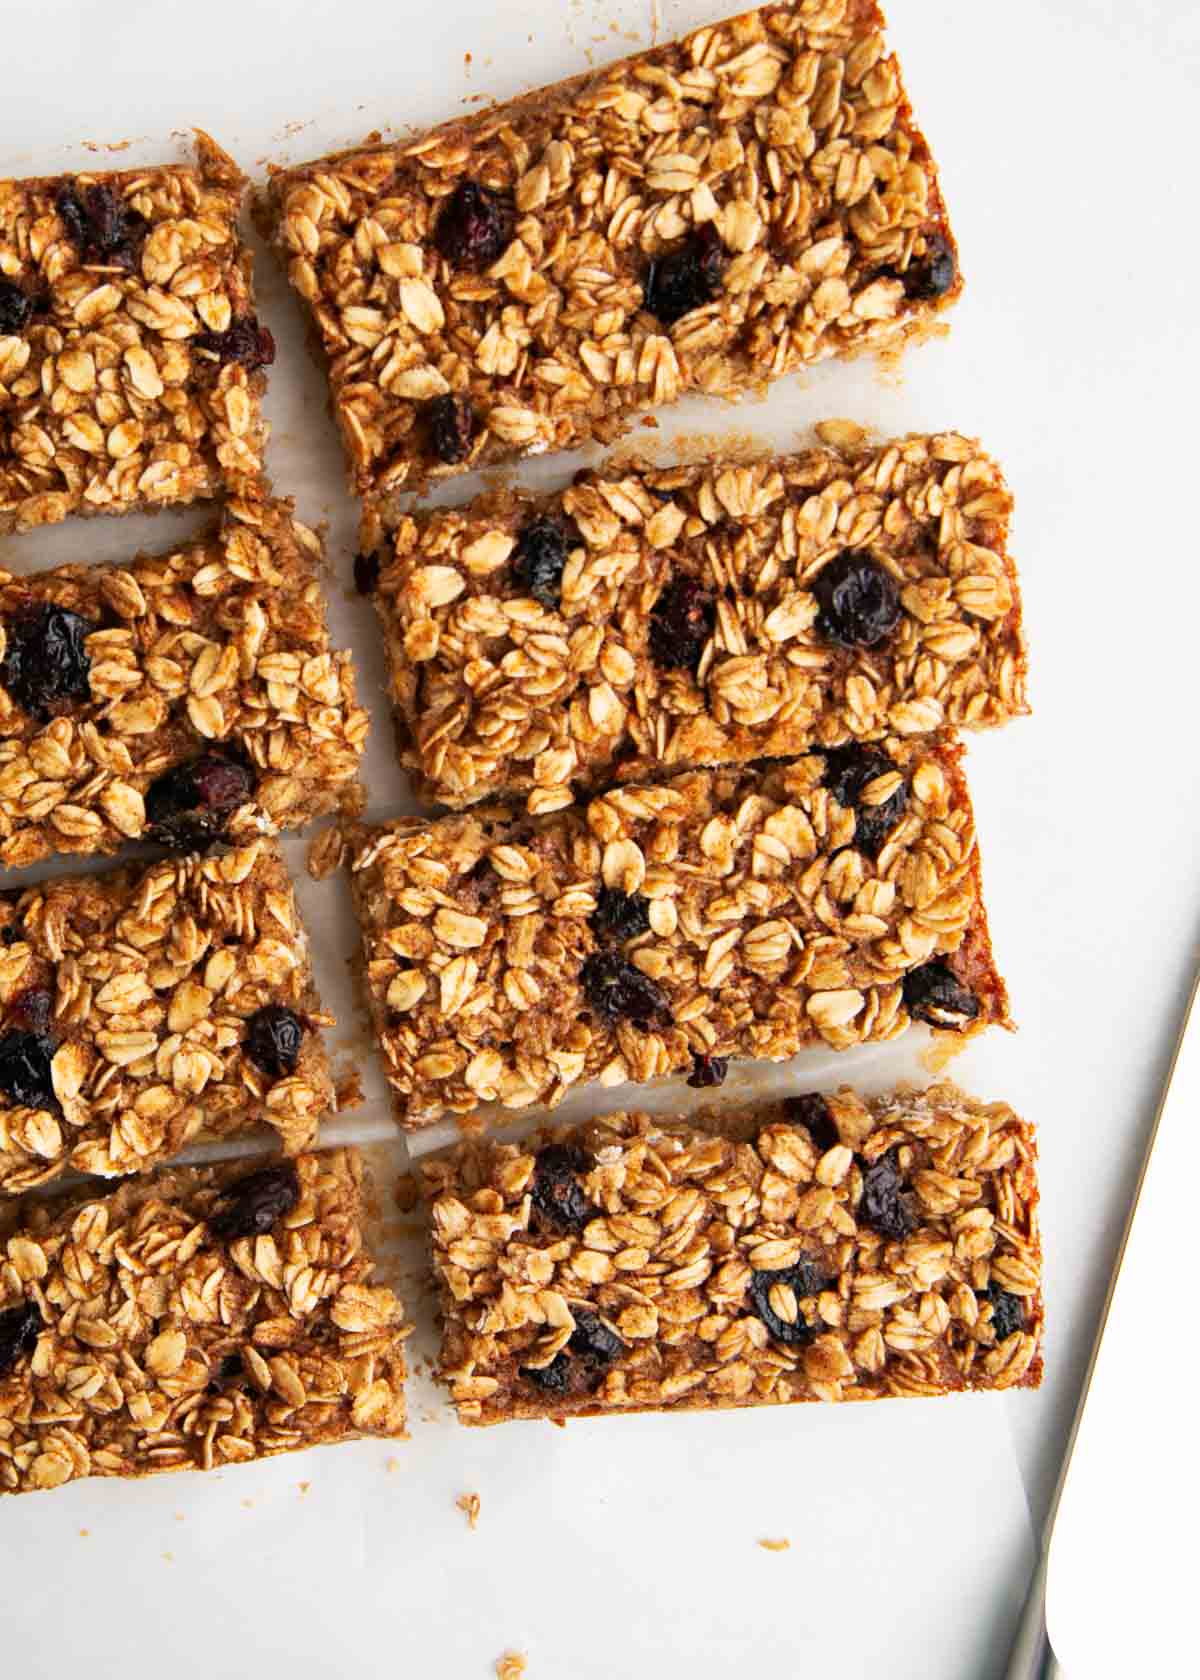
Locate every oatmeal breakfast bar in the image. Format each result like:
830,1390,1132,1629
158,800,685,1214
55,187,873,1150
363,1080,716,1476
347,737,1009,1130
422,1082,1042,1423
370,429,1025,811
264,1,962,505
0,132,272,535
0,838,333,1195
0,1148,408,1494
0,493,369,872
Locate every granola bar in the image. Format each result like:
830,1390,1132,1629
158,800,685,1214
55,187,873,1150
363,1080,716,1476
372,429,1025,811
0,132,271,534
0,838,333,1194
264,2,961,506
347,739,1008,1130
421,1083,1042,1424
0,493,369,871
0,1148,407,1495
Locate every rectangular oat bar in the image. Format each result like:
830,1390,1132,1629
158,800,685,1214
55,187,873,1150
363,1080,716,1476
0,1149,407,1494
372,429,1025,811
264,3,962,505
347,739,1009,1130
421,1083,1043,1424
0,838,333,1194
0,132,272,534
0,494,368,872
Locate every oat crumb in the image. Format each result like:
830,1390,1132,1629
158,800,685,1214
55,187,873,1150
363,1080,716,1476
386,1456,401,1473
758,1537,791,1552
495,1654,526,1680
298,1481,311,1495
78,1528,89,1538
456,1491,481,1529
394,1172,420,1213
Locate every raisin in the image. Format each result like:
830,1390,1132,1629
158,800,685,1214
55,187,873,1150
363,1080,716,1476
982,1283,1025,1342
902,959,980,1029
522,1309,624,1395
513,516,578,608
434,180,514,268
0,1030,59,1112
520,1351,570,1394
0,1298,42,1378
813,551,901,647
747,1258,831,1345
530,1142,595,1233
6,987,53,1034
687,1053,728,1088
427,393,475,464
581,952,670,1029
822,743,908,858
56,181,146,269
207,1162,301,1243
207,1351,246,1394
649,576,715,673
901,234,957,301
243,1005,306,1078
784,1092,839,1153
0,279,34,333
643,223,726,325
353,550,381,596
193,315,276,372
1,604,95,722
590,887,650,944
859,1149,917,1241
145,749,255,852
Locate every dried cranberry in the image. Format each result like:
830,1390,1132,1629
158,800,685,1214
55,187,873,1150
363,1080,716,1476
353,551,381,596
813,552,901,647
591,887,650,944
688,1053,728,1088
643,223,726,325
530,1142,595,1233
207,1162,300,1243
207,1351,246,1394
902,960,980,1030
581,952,670,1030
434,180,514,268
0,279,34,334
901,234,957,300
193,315,276,372
982,1283,1025,1342
0,1298,42,1378
784,1092,840,1153
243,1006,306,1079
427,393,476,464
859,1149,917,1241
748,1257,831,1345
513,516,578,608
0,1030,59,1113
649,576,715,673
521,1309,623,1395
56,181,146,269
144,750,255,852
6,987,53,1034
1,604,94,722
822,743,908,858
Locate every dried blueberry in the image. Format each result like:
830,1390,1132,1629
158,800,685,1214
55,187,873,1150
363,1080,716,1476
688,1053,728,1089
434,179,514,268
207,1162,300,1243
822,743,908,858
193,315,276,372
1,604,95,722
581,952,670,1030
859,1148,917,1241
784,1092,839,1154
520,1351,570,1393
56,181,146,269
0,1298,42,1378
0,1030,59,1113
649,576,715,673
427,393,475,464
901,960,980,1030
643,223,726,325
982,1283,1025,1343
144,750,255,852
901,234,957,301
243,1005,306,1079
530,1142,595,1233
353,550,381,596
813,551,901,647
567,1309,623,1381
512,516,577,608
748,1257,831,1345
590,887,650,944
6,987,53,1034
0,279,34,334
207,1351,246,1394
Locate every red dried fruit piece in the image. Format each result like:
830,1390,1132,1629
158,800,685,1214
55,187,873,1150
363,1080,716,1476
144,750,255,852
649,576,715,673
434,180,514,268
643,223,726,325
426,393,476,464
687,1054,728,1089
193,315,276,372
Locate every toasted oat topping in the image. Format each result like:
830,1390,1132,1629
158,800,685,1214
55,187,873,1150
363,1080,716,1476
0,1149,407,1495
0,133,269,534
421,1084,1042,1423
265,1,960,502
375,429,1025,811
0,839,333,1192
0,494,368,872
347,744,1008,1130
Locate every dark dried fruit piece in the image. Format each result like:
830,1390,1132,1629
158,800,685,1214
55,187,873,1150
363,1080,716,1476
649,576,715,673
1,604,95,722
643,223,726,325
859,1148,917,1241
434,179,514,268
56,181,147,269
581,952,670,1029
522,1310,624,1395
747,1257,831,1346
982,1283,1025,1342
6,987,53,1034
512,516,578,608
530,1142,595,1233
207,1351,246,1394
813,551,901,647
427,393,475,464
0,1298,42,1378
0,278,34,333
193,315,276,371
687,1053,728,1089
144,750,255,852
243,1005,306,1078
353,550,381,596
822,743,909,858
520,1351,570,1394
784,1092,839,1154
208,1162,301,1243
0,1030,59,1113
901,234,957,301
902,960,980,1029
590,887,650,944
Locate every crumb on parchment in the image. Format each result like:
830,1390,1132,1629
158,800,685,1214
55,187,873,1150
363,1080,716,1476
456,1491,481,1529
